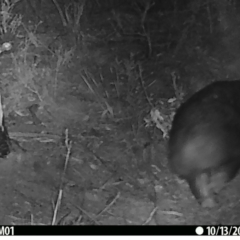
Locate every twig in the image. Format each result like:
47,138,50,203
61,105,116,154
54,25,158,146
51,0,67,26
138,64,152,106
52,189,63,225
142,206,158,225
96,192,120,218
73,204,100,225
160,210,183,217
140,0,154,56
52,129,72,225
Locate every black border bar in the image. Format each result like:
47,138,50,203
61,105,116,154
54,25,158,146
0,226,225,236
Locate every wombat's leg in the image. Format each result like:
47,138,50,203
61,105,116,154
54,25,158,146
186,172,216,208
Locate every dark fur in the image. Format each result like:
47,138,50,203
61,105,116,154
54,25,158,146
168,80,240,207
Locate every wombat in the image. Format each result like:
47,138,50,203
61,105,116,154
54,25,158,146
168,80,240,207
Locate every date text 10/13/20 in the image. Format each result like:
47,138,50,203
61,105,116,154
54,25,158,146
206,226,240,236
